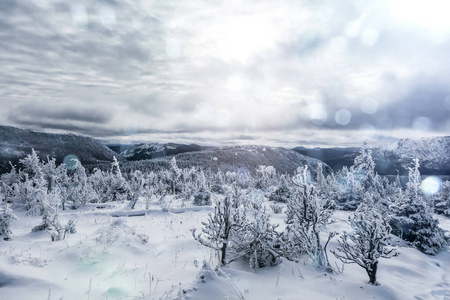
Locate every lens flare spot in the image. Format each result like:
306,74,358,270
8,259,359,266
421,176,442,195
70,3,88,29
335,109,351,125
413,116,431,131
63,154,80,170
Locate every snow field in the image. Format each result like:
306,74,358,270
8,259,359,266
1,198,448,300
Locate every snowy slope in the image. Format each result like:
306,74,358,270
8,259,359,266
0,203,448,300
171,145,332,175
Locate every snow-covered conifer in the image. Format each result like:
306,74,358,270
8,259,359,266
435,181,450,216
389,159,448,255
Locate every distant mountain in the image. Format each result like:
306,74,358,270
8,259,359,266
373,136,450,175
106,143,136,155
0,125,119,173
294,136,450,175
292,146,359,172
170,145,332,176
108,142,208,161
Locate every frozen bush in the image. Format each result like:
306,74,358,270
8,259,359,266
193,191,212,206
0,204,18,240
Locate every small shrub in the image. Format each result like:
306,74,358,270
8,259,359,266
0,205,18,240
270,203,283,214
193,191,212,206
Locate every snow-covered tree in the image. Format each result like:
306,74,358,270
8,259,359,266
66,159,97,208
389,159,448,255
244,188,265,210
333,141,382,211
192,195,246,266
169,157,182,195
107,157,130,201
31,189,76,241
127,170,144,209
232,210,282,269
334,166,365,211
20,149,45,186
332,196,397,285
353,140,376,189
283,166,335,268
0,202,17,240
435,180,450,216
269,174,293,203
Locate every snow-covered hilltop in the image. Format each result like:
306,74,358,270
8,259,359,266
114,142,206,161
171,145,332,175
0,125,119,173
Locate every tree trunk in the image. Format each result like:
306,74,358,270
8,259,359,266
366,262,378,284
220,241,228,266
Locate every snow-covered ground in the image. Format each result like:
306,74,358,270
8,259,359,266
1,198,449,300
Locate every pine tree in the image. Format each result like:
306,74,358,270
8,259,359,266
389,159,448,255
435,181,450,216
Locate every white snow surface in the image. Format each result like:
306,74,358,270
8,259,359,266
1,201,449,300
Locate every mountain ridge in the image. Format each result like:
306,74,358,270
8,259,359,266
293,136,450,175
0,125,120,173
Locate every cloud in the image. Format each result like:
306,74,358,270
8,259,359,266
1,0,450,146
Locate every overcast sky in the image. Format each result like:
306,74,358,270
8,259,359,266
2,0,450,147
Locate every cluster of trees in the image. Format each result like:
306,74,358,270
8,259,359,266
0,143,449,284
193,142,449,284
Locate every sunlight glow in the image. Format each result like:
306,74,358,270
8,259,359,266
308,103,327,125
389,0,450,42
213,16,278,63
421,176,442,195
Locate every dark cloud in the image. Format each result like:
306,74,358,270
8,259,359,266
9,104,112,124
